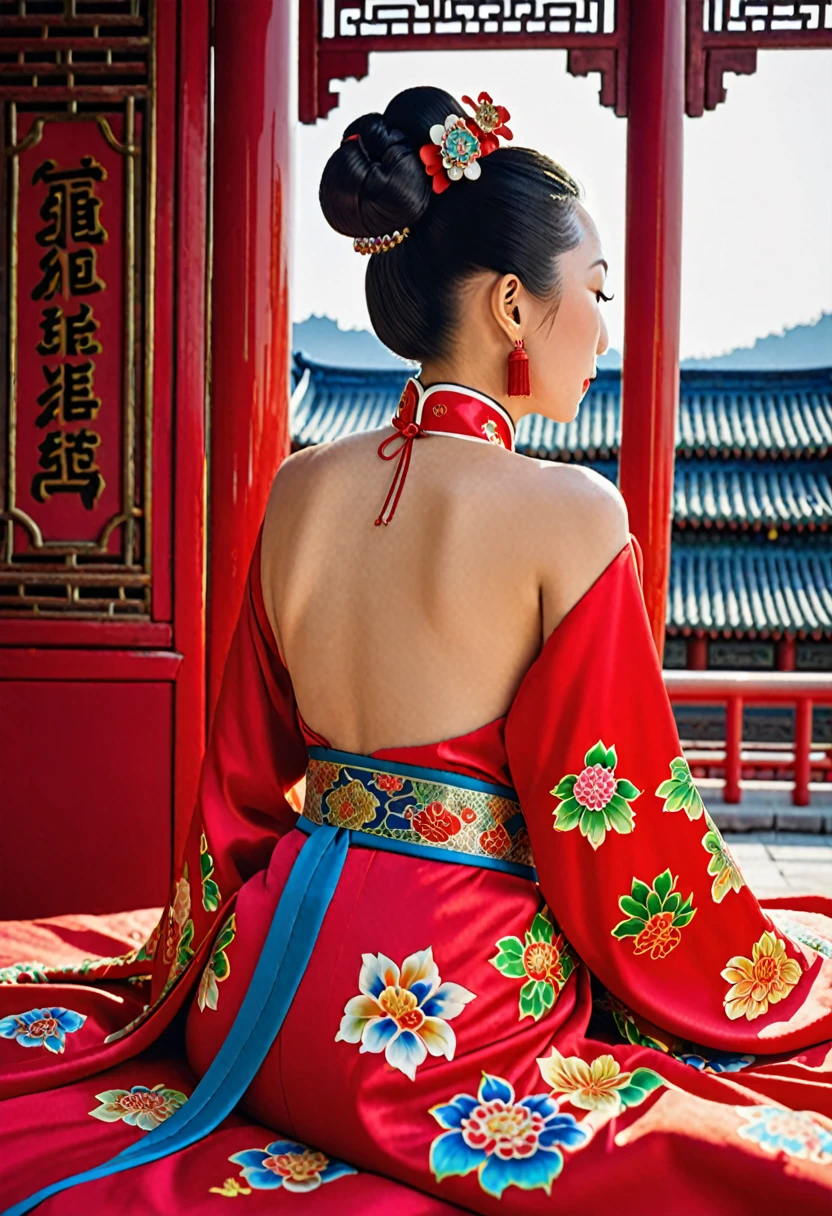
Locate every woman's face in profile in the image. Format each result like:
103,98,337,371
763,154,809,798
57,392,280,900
526,205,611,422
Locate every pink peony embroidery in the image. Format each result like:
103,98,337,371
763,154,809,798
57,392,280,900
573,763,617,810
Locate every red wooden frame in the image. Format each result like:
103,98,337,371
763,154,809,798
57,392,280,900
667,670,832,806
172,0,210,858
207,0,294,721
0,0,211,917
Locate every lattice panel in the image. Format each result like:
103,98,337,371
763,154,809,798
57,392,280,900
0,0,154,619
300,0,627,122
690,0,832,115
0,0,149,104
704,1,832,33
322,0,617,37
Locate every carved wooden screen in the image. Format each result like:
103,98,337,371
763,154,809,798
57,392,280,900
0,0,210,921
298,0,832,127
0,0,155,621
299,1,630,123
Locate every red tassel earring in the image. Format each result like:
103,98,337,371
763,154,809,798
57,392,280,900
507,338,530,397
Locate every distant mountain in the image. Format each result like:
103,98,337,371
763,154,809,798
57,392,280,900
680,312,831,370
293,311,831,372
292,315,417,371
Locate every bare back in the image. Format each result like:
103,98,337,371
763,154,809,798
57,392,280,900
260,426,630,755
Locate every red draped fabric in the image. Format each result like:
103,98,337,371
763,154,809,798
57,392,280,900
3,530,832,1214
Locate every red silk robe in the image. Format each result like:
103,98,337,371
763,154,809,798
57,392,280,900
2,532,832,1214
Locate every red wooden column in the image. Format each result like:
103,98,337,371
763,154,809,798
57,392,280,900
208,0,294,720
618,1,685,663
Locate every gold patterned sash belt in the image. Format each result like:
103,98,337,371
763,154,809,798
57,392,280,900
298,747,536,877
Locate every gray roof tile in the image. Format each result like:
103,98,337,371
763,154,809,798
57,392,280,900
667,543,832,638
291,356,832,460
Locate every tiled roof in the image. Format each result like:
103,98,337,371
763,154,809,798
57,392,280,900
291,355,832,460
667,542,832,640
673,462,832,532
290,355,832,638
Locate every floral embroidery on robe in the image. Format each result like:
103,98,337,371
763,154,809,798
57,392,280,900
335,947,475,1080
0,1007,86,1053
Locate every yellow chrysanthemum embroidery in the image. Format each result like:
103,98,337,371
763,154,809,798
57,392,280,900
324,779,379,829
721,930,802,1021
536,1045,664,1116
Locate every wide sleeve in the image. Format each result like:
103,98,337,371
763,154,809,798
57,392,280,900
0,528,309,1095
145,526,309,1002
504,536,832,1055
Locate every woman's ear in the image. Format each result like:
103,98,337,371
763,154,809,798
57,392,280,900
490,273,524,344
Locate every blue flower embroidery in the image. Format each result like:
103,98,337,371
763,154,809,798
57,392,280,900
228,1140,357,1192
429,1073,590,1199
0,1007,86,1054
335,947,475,1081
677,1051,755,1074
735,1105,832,1163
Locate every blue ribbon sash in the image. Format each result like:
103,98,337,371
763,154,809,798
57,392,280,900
4,751,534,1214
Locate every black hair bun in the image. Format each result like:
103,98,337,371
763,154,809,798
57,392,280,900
319,86,463,239
317,85,585,366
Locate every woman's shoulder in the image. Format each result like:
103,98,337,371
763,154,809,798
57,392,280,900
518,460,631,638
513,458,629,539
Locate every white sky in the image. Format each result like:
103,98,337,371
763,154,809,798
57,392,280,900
292,47,832,361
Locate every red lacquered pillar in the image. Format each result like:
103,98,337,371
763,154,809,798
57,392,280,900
208,0,294,720
618,1,684,662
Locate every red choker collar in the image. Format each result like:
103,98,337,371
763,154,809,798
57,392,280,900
374,378,517,527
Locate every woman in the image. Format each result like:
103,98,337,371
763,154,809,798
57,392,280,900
2,85,832,1214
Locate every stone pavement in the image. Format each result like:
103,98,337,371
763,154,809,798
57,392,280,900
699,778,832,898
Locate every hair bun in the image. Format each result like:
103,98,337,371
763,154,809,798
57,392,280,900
319,87,465,241
319,111,432,240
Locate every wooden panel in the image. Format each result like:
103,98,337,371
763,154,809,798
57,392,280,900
0,680,172,919
0,649,181,681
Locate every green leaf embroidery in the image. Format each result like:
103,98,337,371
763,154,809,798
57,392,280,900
611,918,644,939
655,756,706,821
490,938,528,979
585,739,609,767
618,895,650,920
519,979,547,1020
603,795,635,834
616,778,640,800
631,879,651,905
198,912,236,1012
701,811,746,903
494,935,523,957
553,798,582,831
615,1068,665,1108
612,871,697,959
199,833,222,913
529,913,554,944
551,774,577,798
489,908,574,1022
653,869,673,901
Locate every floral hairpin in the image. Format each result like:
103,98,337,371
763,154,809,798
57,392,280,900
419,91,513,194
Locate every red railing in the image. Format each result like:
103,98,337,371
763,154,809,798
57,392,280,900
665,672,832,805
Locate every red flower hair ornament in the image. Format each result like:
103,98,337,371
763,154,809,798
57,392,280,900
419,91,513,194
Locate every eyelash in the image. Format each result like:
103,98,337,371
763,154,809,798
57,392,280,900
596,290,614,303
